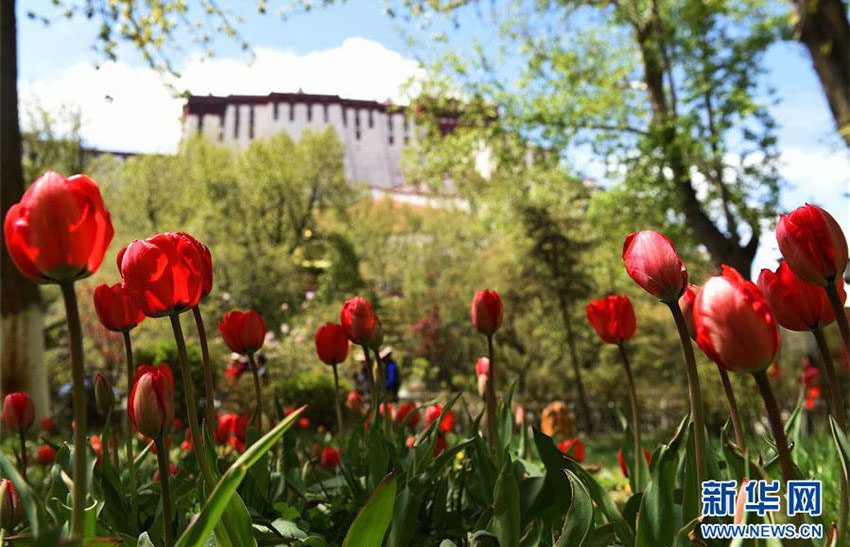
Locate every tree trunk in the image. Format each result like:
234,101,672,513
789,0,850,148
635,21,759,277
561,301,594,433
1,0,49,419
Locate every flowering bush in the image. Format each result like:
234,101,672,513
0,170,848,547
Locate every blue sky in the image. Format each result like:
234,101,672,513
16,0,849,276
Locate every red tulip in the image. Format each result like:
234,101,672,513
757,260,846,331
395,402,420,427
678,284,698,339
340,297,378,344
471,290,503,335
776,204,848,285
118,232,206,317
0,479,20,532
515,405,526,427
475,357,490,377
425,404,454,432
218,310,266,354
366,316,384,350
586,295,637,344
406,436,416,448
128,365,175,439
216,413,242,444
558,437,585,462
133,363,174,387
178,233,213,298
315,323,350,365
298,417,310,429
35,445,56,465
90,435,103,465
93,282,144,332
320,446,340,469
224,363,246,382
346,391,362,413
693,266,780,373
617,447,650,478
40,417,56,433
434,434,447,456
3,392,34,431
622,231,688,302
3,171,113,283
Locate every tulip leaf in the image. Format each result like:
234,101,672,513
618,408,649,494
174,406,306,547
343,471,398,547
491,453,521,547
386,484,421,547
0,451,45,536
635,414,688,547
829,415,850,490
556,471,594,547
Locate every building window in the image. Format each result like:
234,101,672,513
387,114,394,145
355,110,361,140
368,110,374,128
342,108,347,126
307,104,313,122
323,104,329,123
289,103,295,121
233,106,240,139
249,107,255,139
198,115,204,132
403,115,409,131
273,102,279,120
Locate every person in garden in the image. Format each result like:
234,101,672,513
380,347,401,401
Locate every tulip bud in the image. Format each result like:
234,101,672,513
320,446,340,469
93,282,144,332
514,405,526,427
340,297,378,344
315,322,350,365
36,445,56,465
346,391,362,413
623,231,688,302
757,260,845,331
471,290,503,335
693,266,780,373
94,374,114,416
586,295,637,344
128,366,174,439
776,204,848,286
0,479,19,532
3,392,35,431
477,374,489,399
475,357,490,377
366,316,384,351
218,310,266,355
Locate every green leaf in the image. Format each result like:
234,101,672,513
619,409,649,493
0,452,45,536
343,471,398,547
138,532,157,547
491,453,521,547
556,471,594,547
635,414,688,547
829,415,850,489
175,406,306,547
564,455,635,547
387,485,422,547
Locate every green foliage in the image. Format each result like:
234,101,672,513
342,472,397,547
276,371,352,430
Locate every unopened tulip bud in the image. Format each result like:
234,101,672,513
0,479,20,532
776,204,848,285
471,290,503,335
94,374,114,416
366,316,384,351
340,296,378,344
3,392,34,431
477,374,489,399
128,366,174,439
623,230,688,302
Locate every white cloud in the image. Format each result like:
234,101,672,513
19,37,424,154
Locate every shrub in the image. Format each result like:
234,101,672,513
275,370,352,430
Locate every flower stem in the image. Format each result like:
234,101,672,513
192,306,217,437
813,327,848,547
332,363,345,435
813,328,848,432
169,313,214,489
617,341,642,489
363,346,377,412
667,302,707,498
122,331,138,530
154,436,174,547
247,352,263,432
752,370,795,482
825,282,850,364
716,364,747,451
60,282,87,540
18,428,26,483
486,334,500,455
